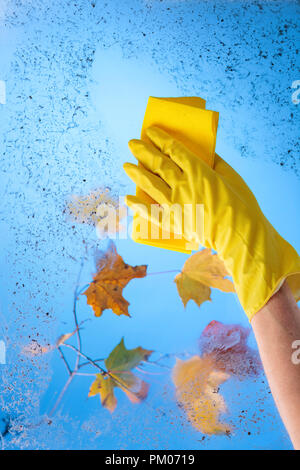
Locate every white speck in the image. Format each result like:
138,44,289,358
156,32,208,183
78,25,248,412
0,80,6,104
0,340,6,364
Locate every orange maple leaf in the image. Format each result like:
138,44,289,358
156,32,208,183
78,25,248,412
83,241,147,317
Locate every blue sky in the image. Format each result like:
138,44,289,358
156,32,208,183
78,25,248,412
0,0,299,450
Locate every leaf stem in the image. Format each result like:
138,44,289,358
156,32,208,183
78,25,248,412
147,269,180,276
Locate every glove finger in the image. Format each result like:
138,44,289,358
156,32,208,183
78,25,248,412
145,126,198,172
125,194,157,212
125,195,159,224
128,138,182,187
214,154,257,204
126,195,180,237
123,162,172,205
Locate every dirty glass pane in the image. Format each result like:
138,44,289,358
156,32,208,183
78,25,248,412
0,0,299,450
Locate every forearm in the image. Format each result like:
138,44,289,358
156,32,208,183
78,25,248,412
252,281,300,449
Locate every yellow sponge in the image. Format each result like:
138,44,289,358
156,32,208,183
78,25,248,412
131,96,219,253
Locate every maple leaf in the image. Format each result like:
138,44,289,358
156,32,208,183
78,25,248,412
83,240,147,317
172,355,231,435
89,374,117,413
174,248,235,308
88,338,153,412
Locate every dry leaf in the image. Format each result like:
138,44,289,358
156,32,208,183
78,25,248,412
22,340,53,357
175,248,234,308
172,355,231,435
66,187,126,236
89,338,152,412
56,331,76,347
83,241,147,317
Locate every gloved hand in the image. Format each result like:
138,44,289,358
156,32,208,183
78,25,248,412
123,126,300,321
130,96,219,253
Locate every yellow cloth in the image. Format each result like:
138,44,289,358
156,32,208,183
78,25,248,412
132,96,219,253
124,126,300,320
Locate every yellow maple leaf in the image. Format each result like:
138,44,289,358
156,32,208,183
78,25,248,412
174,248,235,307
172,355,231,435
89,374,117,413
83,241,147,317
88,338,152,412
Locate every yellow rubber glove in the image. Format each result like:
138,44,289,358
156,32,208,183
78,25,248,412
131,96,219,253
123,126,300,321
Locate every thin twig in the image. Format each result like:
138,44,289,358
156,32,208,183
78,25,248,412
76,284,90,295
147,269,180,276
50,249,88,416
72,248,88,371
58,347,72,375
62,344,107,375
73,292,82,370
75,372,97,377
78,358,105,369
48,374,74,418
